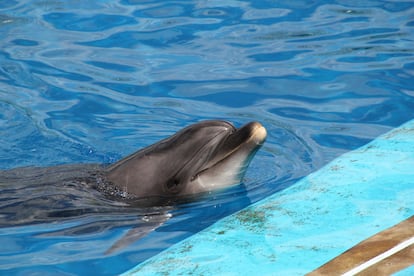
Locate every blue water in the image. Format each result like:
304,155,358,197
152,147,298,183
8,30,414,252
0,0,413,275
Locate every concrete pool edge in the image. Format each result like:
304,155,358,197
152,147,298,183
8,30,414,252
124,119,414,275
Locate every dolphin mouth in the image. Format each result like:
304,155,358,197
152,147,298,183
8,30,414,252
192,121,267,180
239,121,267,145
218,121,267,156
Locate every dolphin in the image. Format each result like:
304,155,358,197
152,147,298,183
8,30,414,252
0,120,266,253
105,120,267,200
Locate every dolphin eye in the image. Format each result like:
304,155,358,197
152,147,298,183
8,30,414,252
166,178,181,193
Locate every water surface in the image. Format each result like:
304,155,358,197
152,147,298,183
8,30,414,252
0,0,413,274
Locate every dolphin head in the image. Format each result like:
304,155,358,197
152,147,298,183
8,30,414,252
106,120,266,200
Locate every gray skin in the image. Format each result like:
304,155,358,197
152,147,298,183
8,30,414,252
106,120,267,200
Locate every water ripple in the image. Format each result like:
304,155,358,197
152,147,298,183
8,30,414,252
43,13,137,32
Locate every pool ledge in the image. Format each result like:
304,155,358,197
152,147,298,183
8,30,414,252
124,119,414,275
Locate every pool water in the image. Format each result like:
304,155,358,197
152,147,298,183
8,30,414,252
0,0,413,275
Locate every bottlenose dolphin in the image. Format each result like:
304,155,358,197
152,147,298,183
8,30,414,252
0,120,266,253
106,120,267,200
